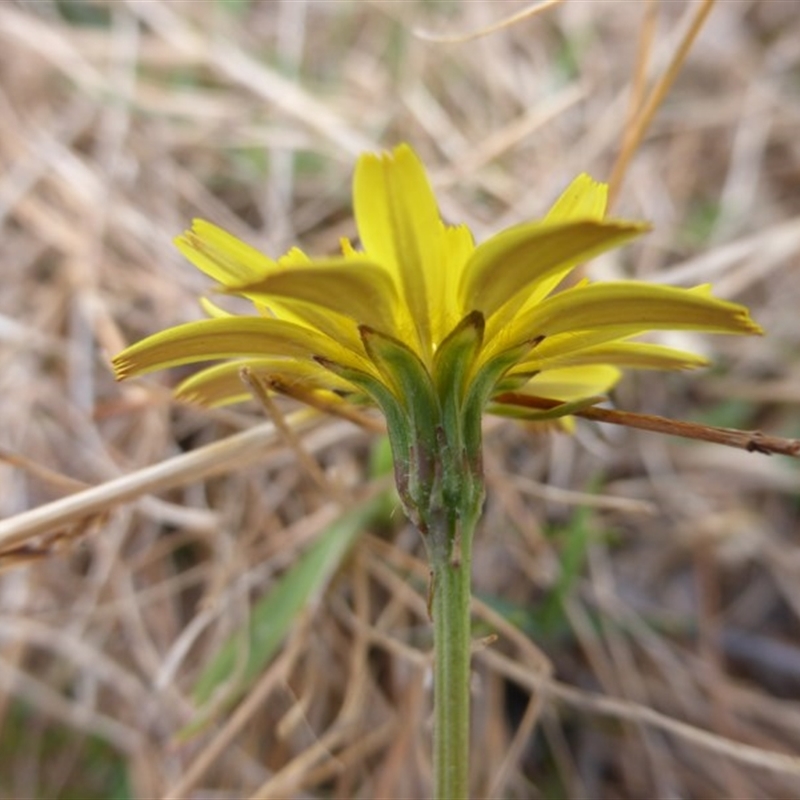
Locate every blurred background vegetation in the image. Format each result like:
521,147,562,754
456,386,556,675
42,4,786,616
1,1,800,797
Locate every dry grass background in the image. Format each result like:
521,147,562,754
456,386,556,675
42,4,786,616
1,1,800,798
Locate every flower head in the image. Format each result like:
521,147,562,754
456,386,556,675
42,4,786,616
113,144,760,524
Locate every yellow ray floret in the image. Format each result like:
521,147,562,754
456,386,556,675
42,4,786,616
112,317,377,380
174,358,358,408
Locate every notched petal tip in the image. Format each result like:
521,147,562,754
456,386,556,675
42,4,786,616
174,220,275,287
111,354,131,381
111,344,160,381
361,142,419,166
546,173,610,223
740,315,764,336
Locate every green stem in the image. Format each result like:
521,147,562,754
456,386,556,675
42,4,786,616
431,509,477,800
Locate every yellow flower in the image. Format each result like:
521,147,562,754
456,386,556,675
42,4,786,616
112,144,760,524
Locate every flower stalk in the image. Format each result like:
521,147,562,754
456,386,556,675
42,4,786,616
431,507,476,800
330,314,488,798
325,318,487,796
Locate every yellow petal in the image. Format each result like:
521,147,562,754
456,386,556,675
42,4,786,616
353,144,445,360
519,364,622,401
224,258,399,332
508,175,610,318
174,360,253,406
437,223,475,344
489,363,621,433
461,219,648,322
235,242,368,351
490,281,762,361
175,358,356,407
175,220,275,285
112,317,375,380
513,341,710,374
